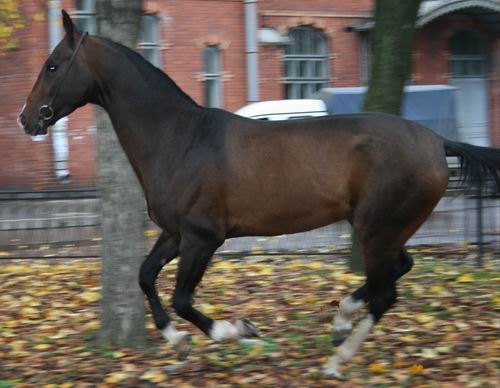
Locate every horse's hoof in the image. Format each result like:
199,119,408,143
322,356,347,380
322,365,346,380
237,318,259,337
174,332,191,361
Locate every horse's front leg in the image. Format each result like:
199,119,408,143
172,239,258,344
139,232,190,358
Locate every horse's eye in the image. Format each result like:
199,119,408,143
46,64,58,72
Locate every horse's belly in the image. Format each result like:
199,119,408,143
227,195,350,237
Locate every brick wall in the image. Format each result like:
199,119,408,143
1,0,498,190
414,14,500,147
0,1,52,190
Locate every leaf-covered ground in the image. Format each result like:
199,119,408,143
0,246,499,387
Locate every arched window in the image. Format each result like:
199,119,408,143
449,30,485,78
203,46,222,108
284,26,329,99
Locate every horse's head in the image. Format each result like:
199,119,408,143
18,10,93,136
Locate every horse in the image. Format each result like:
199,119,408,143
18,11,500,379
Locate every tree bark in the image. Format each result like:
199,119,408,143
363,0,422,114
350,0,422,273
96,0,146,348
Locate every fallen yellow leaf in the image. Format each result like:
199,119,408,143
34,343,52,350
400,335,418,343
456,273,474,282
415,313,434,324
140,369,167,383
429,285,445,294
79,290,101,303
104,371,129,384
409,363,424,375
368,362,386,374
21,306,40,318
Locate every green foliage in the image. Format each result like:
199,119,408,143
0,0,24,50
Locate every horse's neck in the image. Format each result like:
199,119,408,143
90,39,202,180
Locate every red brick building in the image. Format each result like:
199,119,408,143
1,0,499,190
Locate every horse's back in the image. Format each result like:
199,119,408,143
220,112,448,237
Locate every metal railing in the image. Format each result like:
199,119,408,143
0,177,498,260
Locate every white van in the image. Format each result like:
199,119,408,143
234,99,328,121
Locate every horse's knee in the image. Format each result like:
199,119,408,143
172,294,191,318
139,261,154,292
368,285,397,322
398,250,413,277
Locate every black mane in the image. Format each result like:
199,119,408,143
94,35,200,107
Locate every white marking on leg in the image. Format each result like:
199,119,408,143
333,295,364,335
340,295,364,316
161,323,188,346
323,314,374,379
210,320,239,341
161,322,191,359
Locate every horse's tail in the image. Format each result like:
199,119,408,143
444,140,500,195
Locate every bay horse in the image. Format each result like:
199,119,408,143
19,11,500,378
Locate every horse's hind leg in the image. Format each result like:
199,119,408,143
324,244,399,379
139,232,190,357
332,249,413,345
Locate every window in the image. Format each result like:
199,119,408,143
138,15,161,67
449,30,485,78
284,26,329,99
203,46,222,108
73,0,96,34
360,32,372,84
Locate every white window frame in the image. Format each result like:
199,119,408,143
203,46,223,108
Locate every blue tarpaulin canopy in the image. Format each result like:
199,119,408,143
316,85,458,140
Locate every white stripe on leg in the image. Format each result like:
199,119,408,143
333,295,365,335
323,314,374,379
210,320,239,341
210,319,258,342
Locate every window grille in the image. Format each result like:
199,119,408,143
449,30,485,78
284,26,329,99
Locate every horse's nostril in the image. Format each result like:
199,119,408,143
19,113,27,126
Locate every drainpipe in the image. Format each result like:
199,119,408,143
244,0,259,103
48,0,70,181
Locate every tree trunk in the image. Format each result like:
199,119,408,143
350,0,422,273
363,0,422,114
96,0,146,348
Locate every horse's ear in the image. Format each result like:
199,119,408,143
62,10,81,44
